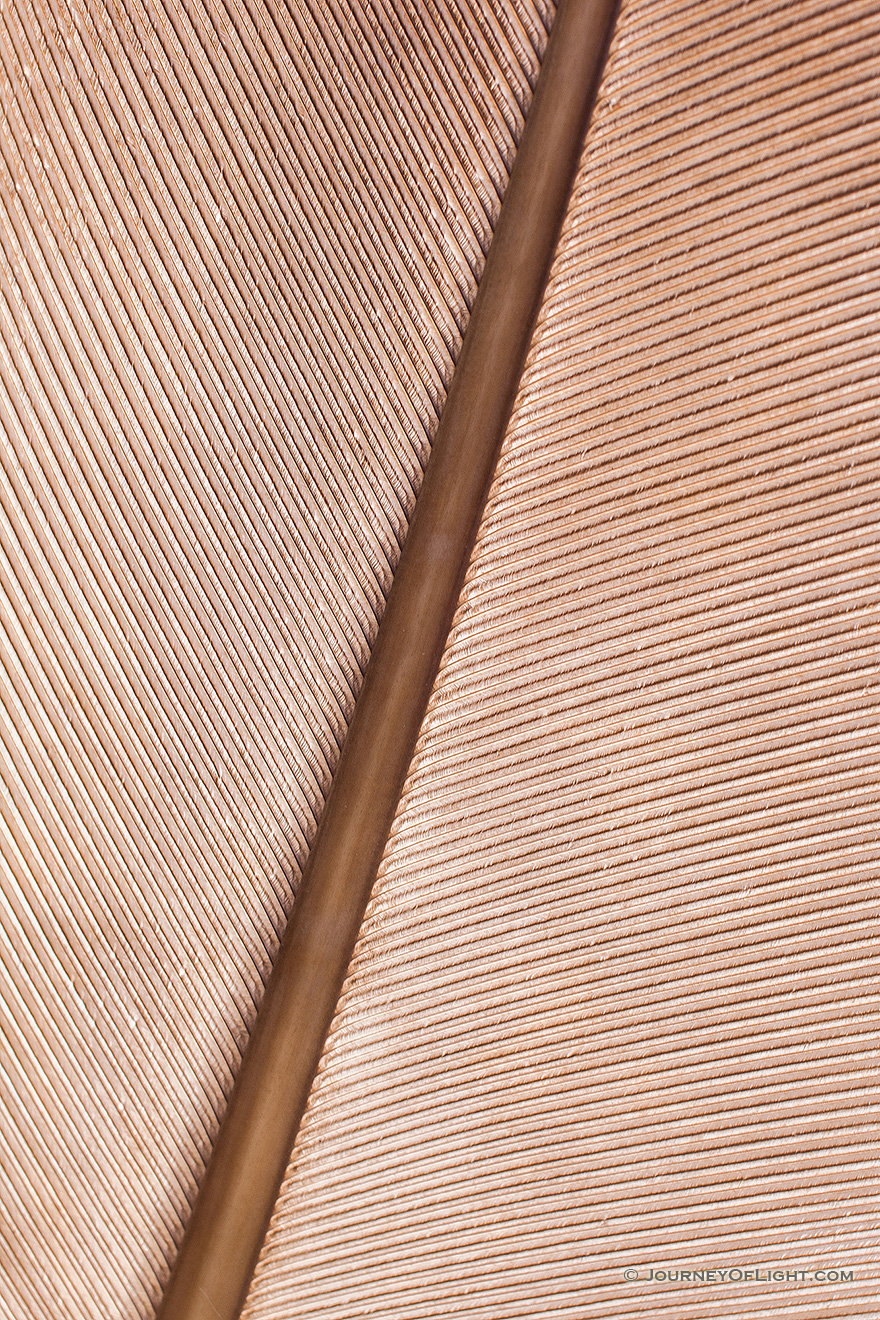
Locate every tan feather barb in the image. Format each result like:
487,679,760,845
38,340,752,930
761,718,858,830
0,0,549,1313
242,0,880,1314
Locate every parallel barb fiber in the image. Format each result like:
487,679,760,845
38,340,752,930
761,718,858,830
0,0,551,1315
238,0,880,1317
157,0,617,1315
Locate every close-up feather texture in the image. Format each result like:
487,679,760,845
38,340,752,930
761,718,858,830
244,0,880,1314
0,0,548,1313
0,0,879,1316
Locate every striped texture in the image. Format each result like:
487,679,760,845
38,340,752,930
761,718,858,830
0,0,551,1314
243,0,880,1314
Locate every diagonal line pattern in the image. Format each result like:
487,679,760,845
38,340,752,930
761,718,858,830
239,1,880,1315
0,0,550,1314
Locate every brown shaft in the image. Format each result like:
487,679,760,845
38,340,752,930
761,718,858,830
156,1,617,1316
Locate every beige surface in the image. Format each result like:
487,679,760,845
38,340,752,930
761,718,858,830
0,0,550,1314
244,0,880,1314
